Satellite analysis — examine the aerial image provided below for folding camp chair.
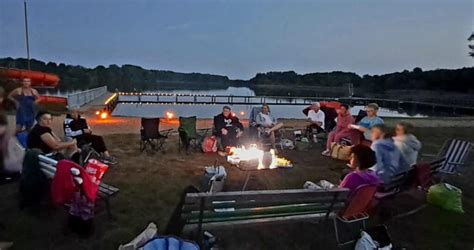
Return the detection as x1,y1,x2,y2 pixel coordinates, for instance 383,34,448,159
333,184,378,246
140,118,173,153
431,138,472,178
178,116,210,153
248,107,288,150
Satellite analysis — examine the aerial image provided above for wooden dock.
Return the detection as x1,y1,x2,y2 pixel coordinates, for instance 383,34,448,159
104,92,474,116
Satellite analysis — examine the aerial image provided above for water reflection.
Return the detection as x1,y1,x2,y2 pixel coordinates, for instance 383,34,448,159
113,87,426,119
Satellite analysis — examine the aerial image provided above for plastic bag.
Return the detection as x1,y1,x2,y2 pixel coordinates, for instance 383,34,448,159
427,183,464,213
355,231,378,250
355,230,392,250
84,159,109,186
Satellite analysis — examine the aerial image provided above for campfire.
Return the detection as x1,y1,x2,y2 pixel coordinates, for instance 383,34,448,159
226,144,292,170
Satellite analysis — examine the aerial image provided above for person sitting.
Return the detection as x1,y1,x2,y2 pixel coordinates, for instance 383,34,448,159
64,106,116,164
27,111,78,159
347,103,384,145
322,104,354,156
7,78,40,132
339,144,381,195
305,102,325,142
393,122,422,167
213,106,244,154
256,104,284,149
370,124,409,184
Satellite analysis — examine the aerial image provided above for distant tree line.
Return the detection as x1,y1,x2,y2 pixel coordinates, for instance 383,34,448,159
1,57,473,95
0,57,230,91
249,67,474,94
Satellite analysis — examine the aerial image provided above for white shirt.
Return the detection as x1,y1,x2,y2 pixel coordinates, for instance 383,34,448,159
307,109,325,128
258,112,275,127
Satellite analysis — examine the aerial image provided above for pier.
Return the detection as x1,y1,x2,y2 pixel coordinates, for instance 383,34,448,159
104,92,474,116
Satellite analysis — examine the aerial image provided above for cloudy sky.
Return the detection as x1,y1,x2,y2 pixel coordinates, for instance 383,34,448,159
1,0,473,79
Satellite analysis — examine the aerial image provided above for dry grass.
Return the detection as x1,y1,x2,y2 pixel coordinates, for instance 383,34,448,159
0,127,473,249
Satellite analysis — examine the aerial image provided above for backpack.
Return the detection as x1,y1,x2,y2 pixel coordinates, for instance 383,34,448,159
202,136,217,153
330,143,351,161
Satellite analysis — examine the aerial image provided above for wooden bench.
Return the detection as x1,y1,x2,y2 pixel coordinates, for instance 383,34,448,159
181,188,350,243
38,155,119,218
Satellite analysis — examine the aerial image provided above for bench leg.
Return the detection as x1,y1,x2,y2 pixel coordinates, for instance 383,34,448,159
104,198,112,219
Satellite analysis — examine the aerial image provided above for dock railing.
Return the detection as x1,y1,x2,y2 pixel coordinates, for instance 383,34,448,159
67,86,107,107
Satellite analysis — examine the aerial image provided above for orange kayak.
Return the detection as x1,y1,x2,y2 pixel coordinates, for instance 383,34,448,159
0,67,60,88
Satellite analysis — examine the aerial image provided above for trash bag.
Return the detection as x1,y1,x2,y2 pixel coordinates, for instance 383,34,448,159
427,183,464,213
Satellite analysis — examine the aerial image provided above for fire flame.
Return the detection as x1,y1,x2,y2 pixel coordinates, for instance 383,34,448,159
227,144,291,169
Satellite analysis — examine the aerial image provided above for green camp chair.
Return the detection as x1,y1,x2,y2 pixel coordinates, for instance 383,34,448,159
178,116,210,153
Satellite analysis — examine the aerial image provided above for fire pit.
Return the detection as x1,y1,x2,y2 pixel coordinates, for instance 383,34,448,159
226,144,292,170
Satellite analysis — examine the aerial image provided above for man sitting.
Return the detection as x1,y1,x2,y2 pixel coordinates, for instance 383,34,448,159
306,102,325,142
213,106,243,155
64,107,116,164
256,104,284,149
347,103,384,145
27,111,78,158
370,124,409,184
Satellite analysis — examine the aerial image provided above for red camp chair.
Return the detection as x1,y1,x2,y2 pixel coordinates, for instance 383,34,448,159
333,184,378,246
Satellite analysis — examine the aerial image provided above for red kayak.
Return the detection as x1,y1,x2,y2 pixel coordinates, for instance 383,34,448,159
0,67,60,88
37,96,67,106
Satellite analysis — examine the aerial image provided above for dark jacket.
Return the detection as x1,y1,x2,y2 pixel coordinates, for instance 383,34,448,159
213,113,243,137
19,149,49,208
64,114,90,141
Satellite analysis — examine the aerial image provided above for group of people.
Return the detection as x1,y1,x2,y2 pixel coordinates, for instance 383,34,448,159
0,78,116,180
319,102,422,194
212,104,284,155
212,100,422,195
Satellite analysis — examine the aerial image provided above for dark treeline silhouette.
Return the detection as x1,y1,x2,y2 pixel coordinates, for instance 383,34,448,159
0,57,230,91
1,57,473,95
249,68,474,94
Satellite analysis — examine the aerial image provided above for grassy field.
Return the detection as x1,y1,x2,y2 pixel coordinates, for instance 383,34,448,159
0,127,473,249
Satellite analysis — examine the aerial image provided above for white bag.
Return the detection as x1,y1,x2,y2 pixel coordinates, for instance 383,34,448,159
355,231,393,250
3,137,24,173
205,166,227,193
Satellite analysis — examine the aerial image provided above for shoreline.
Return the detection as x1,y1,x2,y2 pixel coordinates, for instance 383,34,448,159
7,114,473,136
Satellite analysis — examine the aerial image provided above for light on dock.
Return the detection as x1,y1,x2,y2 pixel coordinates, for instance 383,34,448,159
166,111,175,119
100,111,108,119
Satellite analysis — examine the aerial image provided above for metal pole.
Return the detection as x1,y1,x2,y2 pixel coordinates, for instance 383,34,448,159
24,0,31,70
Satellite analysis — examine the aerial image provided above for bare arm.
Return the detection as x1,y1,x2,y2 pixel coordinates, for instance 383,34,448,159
40,133,76,151
7,88,20,107
33,89,41,104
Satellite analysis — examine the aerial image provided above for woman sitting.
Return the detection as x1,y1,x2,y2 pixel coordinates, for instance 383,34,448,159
322,104,354,156
393,122,422,167
339,144,381,195
256,104,284,149
27,111,78,159
347,103,384,145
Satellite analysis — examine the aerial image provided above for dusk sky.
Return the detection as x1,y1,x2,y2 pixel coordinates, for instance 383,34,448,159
1,0,473,79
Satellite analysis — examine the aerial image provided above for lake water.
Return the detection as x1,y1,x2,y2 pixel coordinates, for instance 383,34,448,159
112,87,426,119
